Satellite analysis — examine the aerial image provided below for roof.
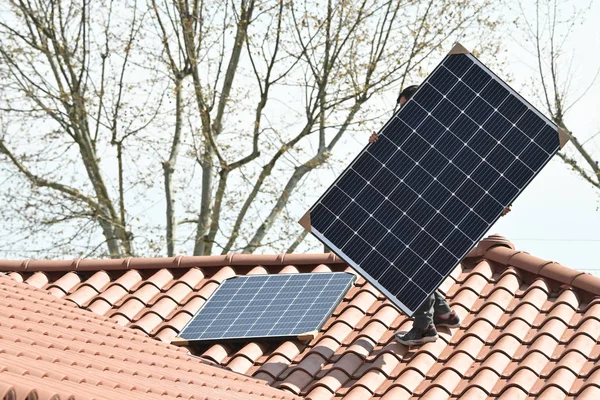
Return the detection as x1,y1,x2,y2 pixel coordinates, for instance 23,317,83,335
1,234,600,399
0,272,299,400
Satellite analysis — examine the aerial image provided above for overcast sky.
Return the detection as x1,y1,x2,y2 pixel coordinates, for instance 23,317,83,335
301,1,600,275
1,1,598,274
485,1,600,275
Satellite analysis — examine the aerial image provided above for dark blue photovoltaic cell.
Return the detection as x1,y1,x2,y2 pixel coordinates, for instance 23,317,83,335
498,94,527,120
178,273,355,342
535,125,560,153
469,130,496,156
414,83,443,110
434,99,462,126
444,53,473,77
480,79,509,107
306,51,561,316
462,66,491,93
401,101,429,128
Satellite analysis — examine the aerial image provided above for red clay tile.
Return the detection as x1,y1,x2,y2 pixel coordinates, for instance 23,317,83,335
232,342,267,365
280,265,301,274
228,354,258,375
82,270,111,291
110,297,146,324
354,320,389,345
200,344,231,364
196,281,220,300
114,269,144,290
552,286,580,309
562,333,597,358
346,291,378,314
156,310,192,333
3,235,600,400
461,368,500,397
393,367,427,394
536,385,569,399
24,271,48,288
578,386,600,400
180,295,206,315
308,368,351,395
0,275,299,400
161,282,194,305
305,385,335,400
328,352,365,378
379,385,412,400
536,364,580,394
322,321,354,345
130,311,163,334
129,283,162,305
46,271,80,298
255,354,294,382
340,385,373,400
154,326,178,343
467,355,508,382
279,368,314,394
268,341,304,362
350,368,389,396
448,272,488,299
496,385,529,400
65,284,100,306
420,386,453,400
98,282,131,305
7,271,23,283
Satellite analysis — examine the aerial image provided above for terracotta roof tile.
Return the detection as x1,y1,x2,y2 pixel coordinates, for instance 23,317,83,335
2,236,600,399
0,274,299,400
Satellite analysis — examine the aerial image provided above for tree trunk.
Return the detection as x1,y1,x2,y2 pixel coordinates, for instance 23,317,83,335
163,76,184,257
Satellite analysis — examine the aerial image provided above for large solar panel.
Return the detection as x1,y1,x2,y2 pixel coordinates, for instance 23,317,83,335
172,272,355,344
300,43,569,317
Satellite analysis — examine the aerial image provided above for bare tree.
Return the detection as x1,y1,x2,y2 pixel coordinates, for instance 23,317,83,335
0,0,502,259
0,0,164,257
519,0,599,190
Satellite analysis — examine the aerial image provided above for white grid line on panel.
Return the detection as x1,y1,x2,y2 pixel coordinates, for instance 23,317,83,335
310,53,558,311
316,63,503,260
311,227,418,316
466,53,558,131
287,274,334,334
219,276,275,338
179,273,353,341
265,275,312,335
438,65,552,157
319,200,447,281
186,276,248,338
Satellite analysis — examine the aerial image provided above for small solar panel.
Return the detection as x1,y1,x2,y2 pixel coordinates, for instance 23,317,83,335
173,272,355,343
300,43,569,317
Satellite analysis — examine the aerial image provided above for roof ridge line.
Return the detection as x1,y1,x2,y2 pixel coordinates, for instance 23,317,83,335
467,234,600,298
0,252,345,272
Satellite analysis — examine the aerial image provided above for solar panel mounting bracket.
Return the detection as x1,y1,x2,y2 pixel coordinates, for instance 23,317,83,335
558,126,571,148
299,210,312,232
448,42,469,55
171,337,189,346
297,329,318,342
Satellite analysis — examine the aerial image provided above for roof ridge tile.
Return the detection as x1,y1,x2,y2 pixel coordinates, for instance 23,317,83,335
0,253,346,273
